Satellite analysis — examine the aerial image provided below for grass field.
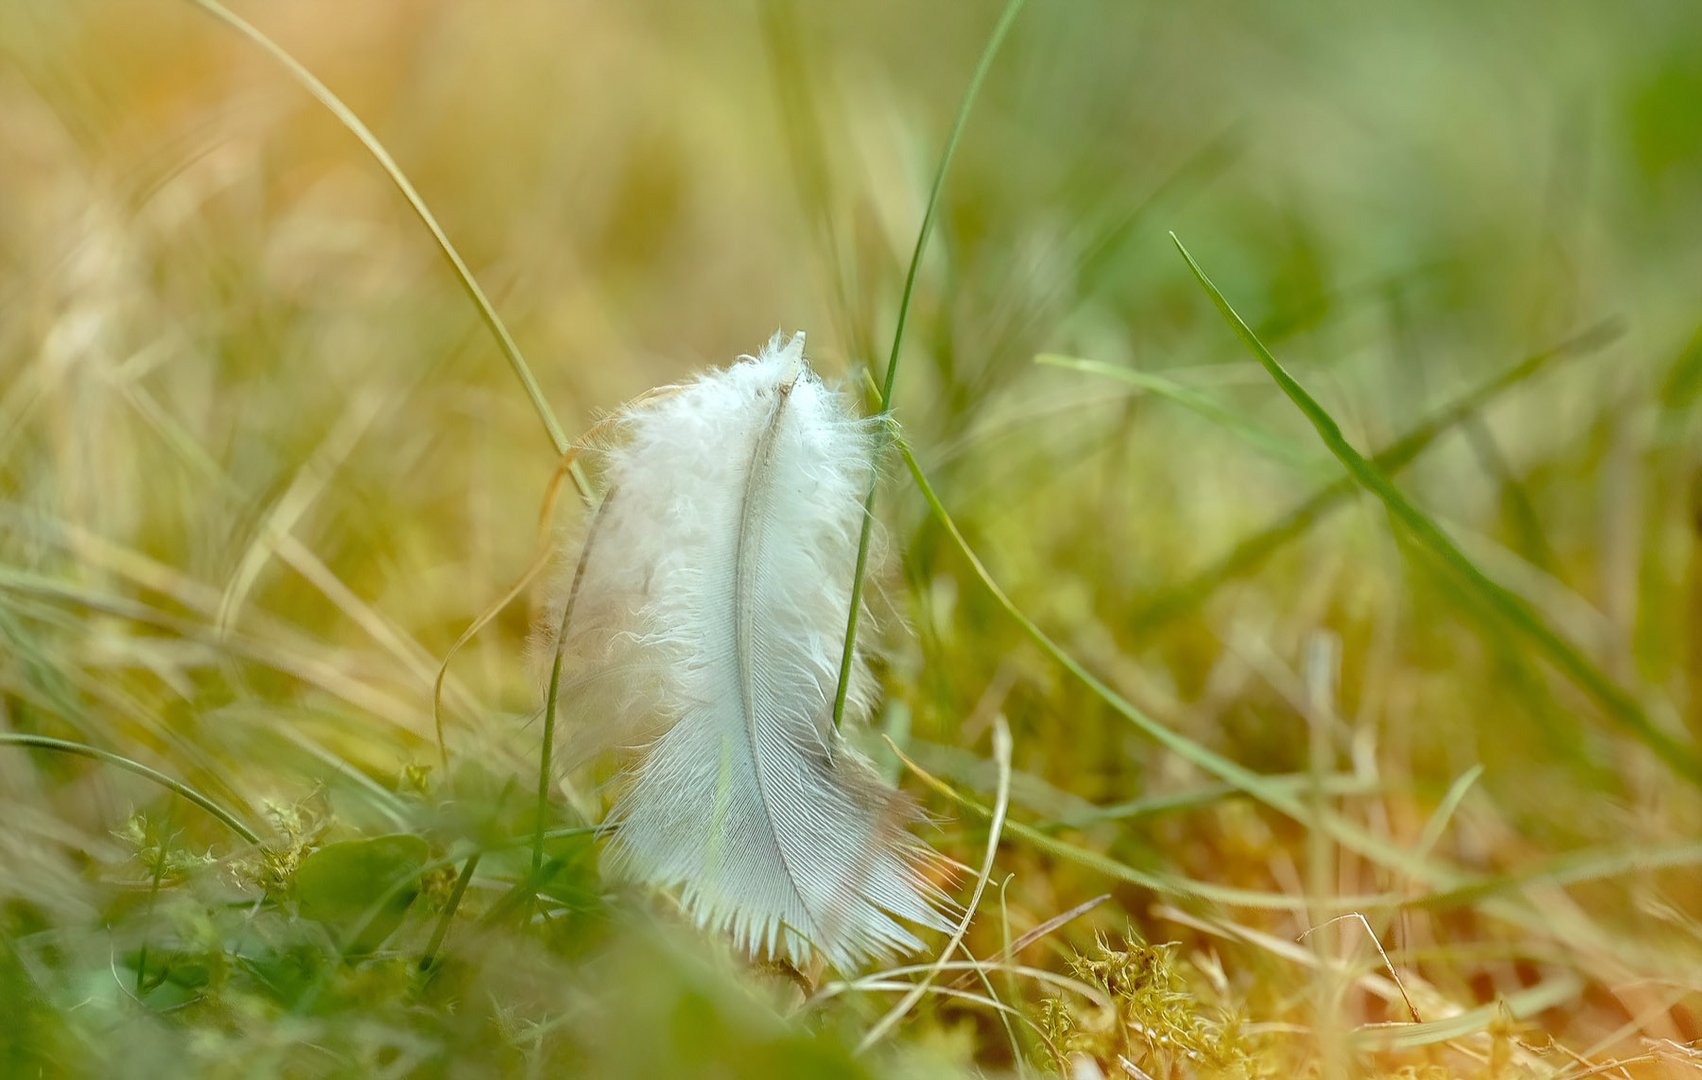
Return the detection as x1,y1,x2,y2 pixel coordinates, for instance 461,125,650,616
4,1,1702,1076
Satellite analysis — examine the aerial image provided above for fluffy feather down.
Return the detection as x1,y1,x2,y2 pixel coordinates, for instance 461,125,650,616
558,331,953,969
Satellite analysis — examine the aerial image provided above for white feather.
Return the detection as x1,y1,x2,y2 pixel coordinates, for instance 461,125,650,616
558,330,953,969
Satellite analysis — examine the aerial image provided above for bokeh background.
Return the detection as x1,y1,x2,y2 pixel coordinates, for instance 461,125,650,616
3,0,1702,1075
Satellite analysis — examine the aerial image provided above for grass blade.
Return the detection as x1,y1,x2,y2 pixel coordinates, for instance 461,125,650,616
1349,974,1584,1051
831,0,1028,728
1135,319,1622,628
1169,232,1702,785
188,0,582,485
859,717,1013,1051
0,733,262,846
534,490,612,875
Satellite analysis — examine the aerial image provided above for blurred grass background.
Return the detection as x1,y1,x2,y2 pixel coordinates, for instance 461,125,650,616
3,0,1702,1075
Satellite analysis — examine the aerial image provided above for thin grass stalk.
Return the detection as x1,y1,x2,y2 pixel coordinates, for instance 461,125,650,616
0,733,261,845
534,492,613,876
858,716,1013,1050
830,0,1028,728
188,0,588,497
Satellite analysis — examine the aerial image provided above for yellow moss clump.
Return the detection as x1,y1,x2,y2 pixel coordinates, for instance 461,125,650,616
1043,936,1262,1078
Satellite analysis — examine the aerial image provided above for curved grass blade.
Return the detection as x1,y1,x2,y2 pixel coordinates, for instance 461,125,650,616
1169,232,1702,786
433,444,586,772
188,0,583,489
831,0,1028,728
0,733,262,845
946,893,1110,991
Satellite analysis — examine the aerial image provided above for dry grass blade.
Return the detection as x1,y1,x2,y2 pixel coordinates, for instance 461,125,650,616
1348,975,1584,1052
821,960,1111,1010
946,894,1111,991
859,716,1014,1051
186,0,583,484
432,388,676,771
1297,913,1421,1023
533,487,613,876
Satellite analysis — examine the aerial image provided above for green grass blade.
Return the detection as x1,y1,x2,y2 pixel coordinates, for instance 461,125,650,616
0,733,262,846
537,624,570,877
533,491,611,874
420,853,481,973
831,0,1027,728
1170,232,1702,785
1135,319,1621,629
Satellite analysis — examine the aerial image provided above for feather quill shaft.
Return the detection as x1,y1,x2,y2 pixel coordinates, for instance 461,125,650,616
559,331,952,969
